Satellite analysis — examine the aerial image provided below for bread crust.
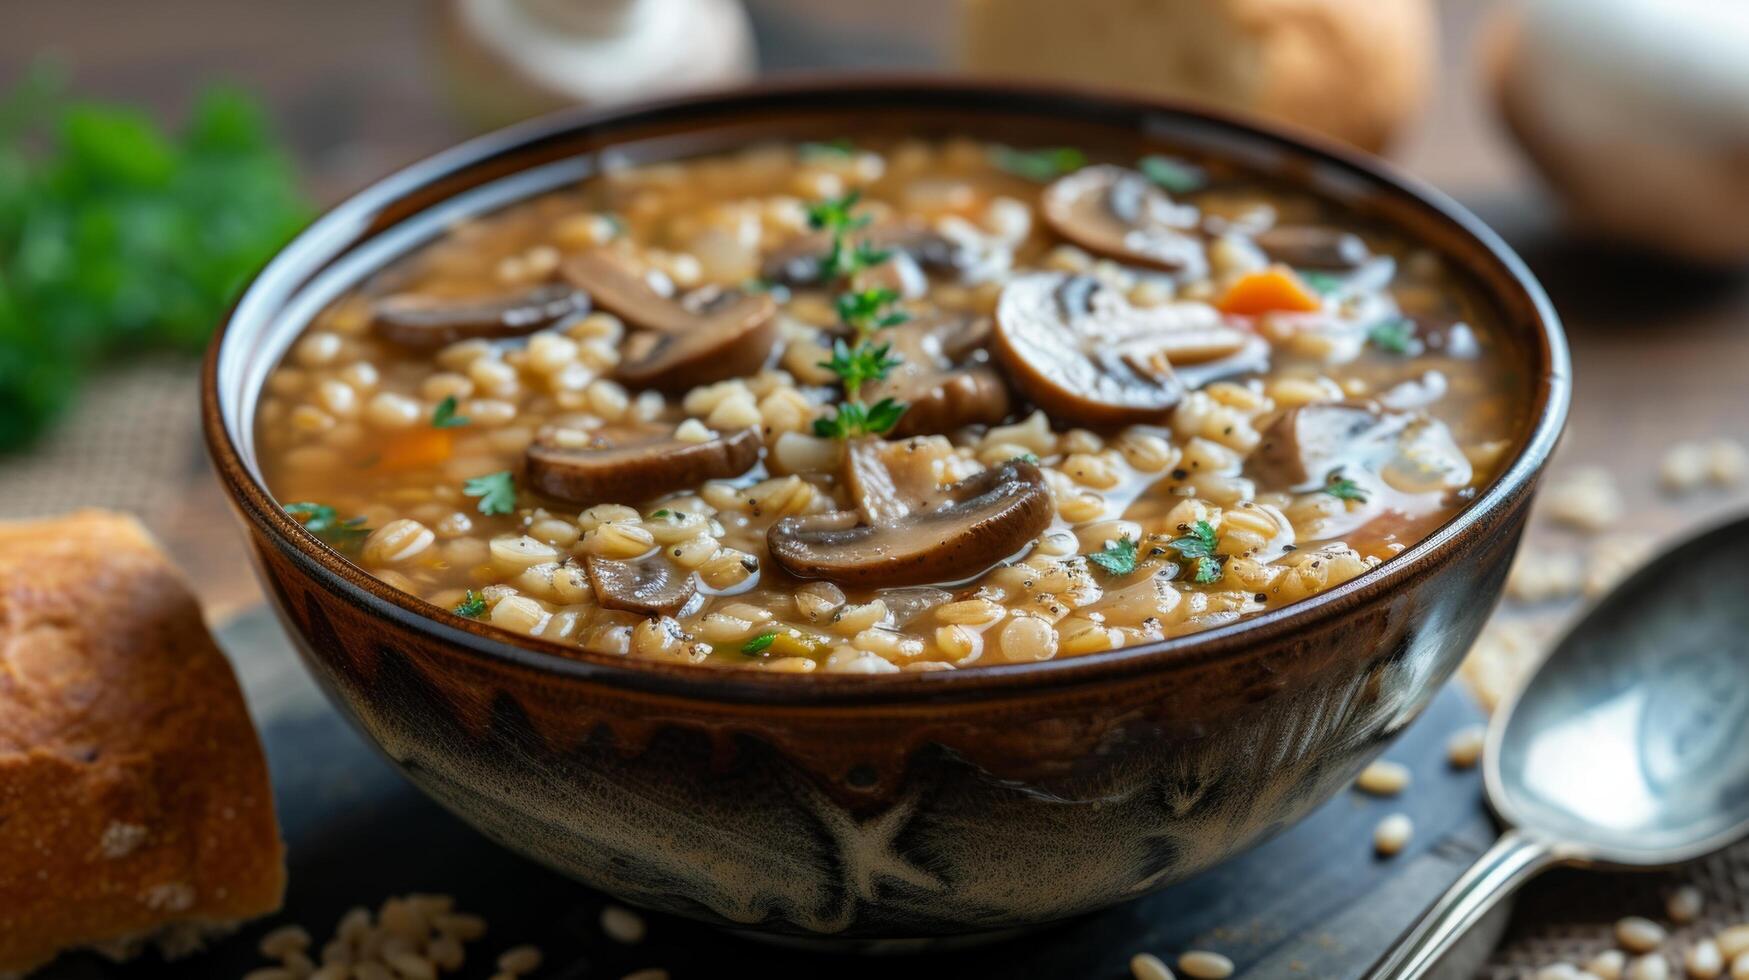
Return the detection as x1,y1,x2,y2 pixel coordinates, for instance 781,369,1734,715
961,0,1436,153
0,511,284,975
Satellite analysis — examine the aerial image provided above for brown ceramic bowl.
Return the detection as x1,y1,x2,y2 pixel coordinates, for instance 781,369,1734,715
203,78,1569,946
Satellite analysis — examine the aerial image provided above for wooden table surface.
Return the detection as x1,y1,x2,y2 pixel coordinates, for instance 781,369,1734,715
5,0,1748,973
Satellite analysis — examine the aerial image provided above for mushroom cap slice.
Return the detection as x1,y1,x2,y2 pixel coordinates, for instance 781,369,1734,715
767,459,1052,588
1252,226,1372,270
561,249,778,391
585,555,698,616
1251,400,1414,491
524,424,761,506
1041,165,1207,275
862,312,1012,436
992,272,1268,426
371,284,590,348
760,220,978,287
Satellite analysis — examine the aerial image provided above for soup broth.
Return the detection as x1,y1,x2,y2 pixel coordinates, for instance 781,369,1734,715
256,138,1525,673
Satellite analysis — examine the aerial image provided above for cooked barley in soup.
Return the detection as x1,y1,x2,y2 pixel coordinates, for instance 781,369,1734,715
257,138,1525,672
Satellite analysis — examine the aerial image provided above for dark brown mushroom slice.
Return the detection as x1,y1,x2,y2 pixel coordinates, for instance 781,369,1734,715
1041,165,1207,275
759,220,977,287
524,424,761,506
1252,226,1372,271
371,284,590,348
861,312,1012,437
585,555,697,616
992,272,1267,426
560,249,778,391
768,459,1052,588
1250,400,1412,491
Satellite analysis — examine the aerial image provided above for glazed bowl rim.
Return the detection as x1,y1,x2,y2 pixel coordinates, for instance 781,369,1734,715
202,74,1570,706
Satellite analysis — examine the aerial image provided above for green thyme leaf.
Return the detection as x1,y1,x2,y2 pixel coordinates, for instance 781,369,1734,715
741,631,780,655
992,145,1086,182
819,338,902,396
862,398,907,435
463,470,517,516
431,395,469,428
1368,317,1418,355
805,190,869,235
1322,471,1369,502
1138,154,1206,194
1012,452,1040,465
811,397,908,440
1088,535,1139,576
454,590,487,618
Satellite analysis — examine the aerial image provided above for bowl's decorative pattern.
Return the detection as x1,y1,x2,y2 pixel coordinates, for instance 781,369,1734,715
207,79,1568,940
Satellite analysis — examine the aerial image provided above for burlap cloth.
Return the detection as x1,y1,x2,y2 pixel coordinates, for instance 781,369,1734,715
1,359,1743,977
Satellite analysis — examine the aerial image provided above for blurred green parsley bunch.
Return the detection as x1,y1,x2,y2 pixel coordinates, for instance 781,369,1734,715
0,64,311,450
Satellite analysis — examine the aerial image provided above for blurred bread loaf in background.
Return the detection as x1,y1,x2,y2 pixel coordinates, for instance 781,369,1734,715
960,0,1437,153
0,511,284,975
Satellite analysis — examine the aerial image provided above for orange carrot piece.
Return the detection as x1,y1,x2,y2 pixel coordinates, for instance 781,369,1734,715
374,427,455,472
1215,265,1323,316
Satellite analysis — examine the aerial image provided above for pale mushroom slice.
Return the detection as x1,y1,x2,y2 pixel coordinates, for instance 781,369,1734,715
1041,165,1207,275
523,423,761,506
861,312,1012,437
561,249,777,391
371,284,590,348
767,458,1052,588
585,554,698,616
992,272,1268,426
1251,400,1471,494
1252,226,1372,270
760,220,980,287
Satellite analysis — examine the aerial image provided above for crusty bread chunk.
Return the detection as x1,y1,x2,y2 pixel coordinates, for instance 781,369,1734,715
0,511,284,975
961,0,1435,153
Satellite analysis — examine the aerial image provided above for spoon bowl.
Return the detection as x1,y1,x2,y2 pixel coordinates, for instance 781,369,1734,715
1370,512,1749,978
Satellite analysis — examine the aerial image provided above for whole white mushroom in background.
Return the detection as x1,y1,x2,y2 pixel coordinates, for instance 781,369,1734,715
1491,0,1749,263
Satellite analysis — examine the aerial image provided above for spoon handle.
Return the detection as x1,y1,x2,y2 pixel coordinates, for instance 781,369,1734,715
1362,829,1557,980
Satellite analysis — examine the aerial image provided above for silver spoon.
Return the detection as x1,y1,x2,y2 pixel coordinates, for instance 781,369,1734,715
1366,514,1749,979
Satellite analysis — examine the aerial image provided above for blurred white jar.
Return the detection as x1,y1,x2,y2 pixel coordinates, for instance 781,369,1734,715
1492,0,1749,263
440,0,757,127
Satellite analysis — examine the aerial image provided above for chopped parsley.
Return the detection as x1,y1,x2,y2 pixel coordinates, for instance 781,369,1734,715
454,590,487,618
1299,270,1344,296
431,395,469,428
1170,519,1226,584
1011,452,1041,465
1138,154,1206,194
1322,471,1369,503
650,509,672,519
1368,317,1418,355
741,631,780,655
283,502,370,552
991,145,1086,182
799,138,855,159
1088,536,1139,576
812,398,907,439
463,470,517,516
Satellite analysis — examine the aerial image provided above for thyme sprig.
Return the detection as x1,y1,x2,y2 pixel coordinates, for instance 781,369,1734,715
806,193,911,440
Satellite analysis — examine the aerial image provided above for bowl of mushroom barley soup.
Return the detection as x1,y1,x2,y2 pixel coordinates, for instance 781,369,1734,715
204,78,1568,943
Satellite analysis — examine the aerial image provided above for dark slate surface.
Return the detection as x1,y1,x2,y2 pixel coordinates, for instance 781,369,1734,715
39,609,1500,980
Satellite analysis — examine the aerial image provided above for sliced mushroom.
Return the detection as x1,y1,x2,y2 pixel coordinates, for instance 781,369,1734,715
524,423,761,505
768,459,1052,588
760,220,979,287
371,284,590,348
861,312,1012,436
1041,165,1207,275
992,272,1268,425
561,249,777,391
1251,400,1472,495
1252,226,1371,270
585,555,697,616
